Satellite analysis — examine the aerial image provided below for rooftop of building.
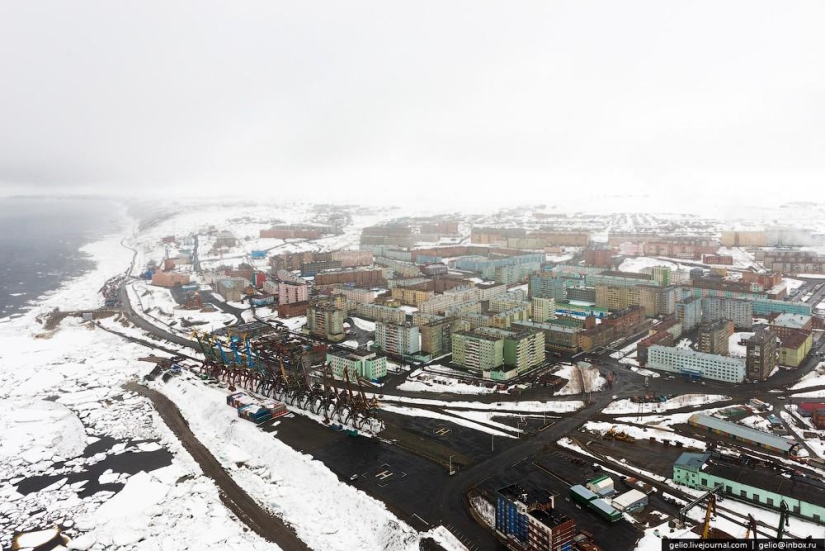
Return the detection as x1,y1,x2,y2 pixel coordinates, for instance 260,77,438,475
702,453,825,505
688,414,796,452
771,313,812,329
476,281,506,290
454,329,504,342
698,319,733,333
594,271,652,280
778,328,811,350
497,483,553,506
328,347,375,361
648,345,745,364
677,295,701,304
512,320,579,334
607,305,644,319
674,452,711,471
746,328,777,345
528,508,573,529
656,317,682,332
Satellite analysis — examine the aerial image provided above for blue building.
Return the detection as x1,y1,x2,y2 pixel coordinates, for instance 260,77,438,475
495,484,554,543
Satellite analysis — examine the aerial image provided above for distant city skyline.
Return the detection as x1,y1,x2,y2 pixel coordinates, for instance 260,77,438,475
1,2,825,209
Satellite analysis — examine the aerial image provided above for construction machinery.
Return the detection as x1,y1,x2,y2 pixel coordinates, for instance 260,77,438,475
777,500,789,540
743,514,758,539
701,494,717,540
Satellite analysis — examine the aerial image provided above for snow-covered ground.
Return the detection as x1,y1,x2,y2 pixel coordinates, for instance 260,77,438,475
376,394,584,413
790,363,825,390
161,377,425,550
618,257,678,273
584,421,706,450
783,277,806,295
728,332,753,358
396,376,496,395
602,394,731,415
350,317,376,332
0,281,276,549
0,201,466,551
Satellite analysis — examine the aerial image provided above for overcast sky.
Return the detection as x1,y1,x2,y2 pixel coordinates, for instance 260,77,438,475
1,1,824,210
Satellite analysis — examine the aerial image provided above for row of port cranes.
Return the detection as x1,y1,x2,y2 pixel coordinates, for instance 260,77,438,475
190,328,382,432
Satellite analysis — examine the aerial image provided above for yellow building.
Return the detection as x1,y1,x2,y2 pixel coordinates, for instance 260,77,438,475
390,287,435,306
721,230,767,247
595,285,640,311
778,330,813,367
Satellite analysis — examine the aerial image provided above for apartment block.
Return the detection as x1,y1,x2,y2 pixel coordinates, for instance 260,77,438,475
375,322,420,356
307,300,346,341
390,286,435,306
676,296,702,331
532,297,556,322
638,285,677,317
452,330,504,372
697,320,734,355
770,313,813,341
420,317,461,356
586,270,654,288
529,272,584,301
745,328,778,381
512,319,581,351
721,230,767,247
331,250,374,268
700,297,753,330
278,281,308,305
595,284,640,311
333,287,374,304
584,247,614,268
314,267,385,286
354,303,406,324
476,282,509,301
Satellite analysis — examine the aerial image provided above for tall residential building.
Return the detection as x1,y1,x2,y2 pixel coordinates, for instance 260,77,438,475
420,317,460,356
700,297,753,330
354,302,407,324
375,322,420,356
746,328,778,381
452,330,504,372
697,320,734,355
529,272,582,301
278,281,308,305
307,300,346,341
595,284,640,311
532,297,556,322
638,285,677,318
651,266,672,286
676,296,702,331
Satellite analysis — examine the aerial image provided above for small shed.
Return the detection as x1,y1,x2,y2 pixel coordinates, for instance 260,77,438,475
611,489,648,513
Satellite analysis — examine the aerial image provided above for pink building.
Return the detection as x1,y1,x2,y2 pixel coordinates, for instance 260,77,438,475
619,242,645,256
278,281,308,304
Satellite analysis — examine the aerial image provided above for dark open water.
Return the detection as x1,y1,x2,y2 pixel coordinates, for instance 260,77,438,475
0,197,123,319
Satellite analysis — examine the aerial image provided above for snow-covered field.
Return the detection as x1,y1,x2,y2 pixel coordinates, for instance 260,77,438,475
584,421,706,449
0,243,277,549
161,378,427,550
602,394,731,415
618,257,678,273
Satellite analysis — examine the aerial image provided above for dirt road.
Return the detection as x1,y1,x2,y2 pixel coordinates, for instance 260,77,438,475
126,382,310,551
